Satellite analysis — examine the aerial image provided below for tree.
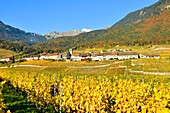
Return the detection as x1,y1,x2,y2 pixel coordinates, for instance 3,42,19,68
12,55,15,63
66,52,71,60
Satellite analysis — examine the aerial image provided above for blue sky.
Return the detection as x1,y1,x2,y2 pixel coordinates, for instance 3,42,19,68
0,0,158,34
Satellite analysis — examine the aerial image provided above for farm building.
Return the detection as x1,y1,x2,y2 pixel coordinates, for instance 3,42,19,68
117,52,139,60
141,54,160,59
0,57,11,62
104,52,118,60
71,54,81,61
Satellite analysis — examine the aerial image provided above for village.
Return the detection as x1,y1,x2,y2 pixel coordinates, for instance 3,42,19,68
0,48,161,63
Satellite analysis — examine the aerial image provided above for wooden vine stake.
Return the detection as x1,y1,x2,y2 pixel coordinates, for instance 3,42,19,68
54,74,57,96
59,82,62,113
142,79,145,84
27,92,30,102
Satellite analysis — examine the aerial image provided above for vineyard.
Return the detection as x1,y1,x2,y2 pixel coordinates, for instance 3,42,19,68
20,60,110,67
130,59,170,72
0,59,170,112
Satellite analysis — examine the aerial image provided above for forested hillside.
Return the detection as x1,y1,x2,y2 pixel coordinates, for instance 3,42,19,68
110,0,170,29
0,39,37,55
35,10,170,52
34,29,108,52
0,21,46,45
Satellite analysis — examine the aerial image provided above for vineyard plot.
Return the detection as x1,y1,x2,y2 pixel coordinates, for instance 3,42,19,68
0,67,170,112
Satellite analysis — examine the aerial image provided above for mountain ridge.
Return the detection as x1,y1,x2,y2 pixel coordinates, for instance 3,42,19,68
35,10,170,52
0,21,46,45
44,28,92,40
110,0,170,29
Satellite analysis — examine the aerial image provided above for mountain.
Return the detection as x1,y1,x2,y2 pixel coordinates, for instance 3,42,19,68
35,0,170,52
44,28,92,40
110,0,170,29
35,29,107,52
44,30,82,40
0,21,46,45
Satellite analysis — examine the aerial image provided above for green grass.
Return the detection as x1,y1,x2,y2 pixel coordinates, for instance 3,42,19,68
2,82,39,113
2,82,56,113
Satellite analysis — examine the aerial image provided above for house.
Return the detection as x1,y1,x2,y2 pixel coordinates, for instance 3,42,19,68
39,54,46,60
33,57,39,60
91,53,104,61
79,53,91,61
0,57,10,62
141,54,160,59
71,54,81,61
40,53,62,60
62,53,68,60
104,52,118,60
117,52,139,60
0,55,13,62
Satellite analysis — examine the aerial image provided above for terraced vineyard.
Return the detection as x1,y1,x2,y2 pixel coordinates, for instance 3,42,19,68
131,59,170,72
20,60,110,67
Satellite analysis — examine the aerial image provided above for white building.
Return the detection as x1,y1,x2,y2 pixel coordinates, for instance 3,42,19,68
22,57,34,61
71,54,81,61
104,52,118,60
39,53,62,60
117,52,139,60
140,54,160,59
91,53,104,61
0,57,10,62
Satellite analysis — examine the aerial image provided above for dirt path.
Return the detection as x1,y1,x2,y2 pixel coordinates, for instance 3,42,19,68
5,61,124,69
2,61,169,75
68,64,111,68
126,69,170,75
13,64,48,68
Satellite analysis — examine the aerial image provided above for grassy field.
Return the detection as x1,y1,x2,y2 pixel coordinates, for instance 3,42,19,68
20,59,114,67
0,49,15,58
130,59,170,72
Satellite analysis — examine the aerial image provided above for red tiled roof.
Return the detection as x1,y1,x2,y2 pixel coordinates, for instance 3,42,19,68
105,52,117,55
5,55,13,58
96,53,104,56
118,52,139,56
145,54,160,57
79,53,90,57
47,53,60,56
72,54,79,56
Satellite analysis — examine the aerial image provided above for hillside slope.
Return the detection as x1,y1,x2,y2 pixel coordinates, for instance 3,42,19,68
99,11,170,46
0,39,36,55
110,0,170,29
35,29,108,52
0,21,46,45
0,49,15,58
35,10,170,52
